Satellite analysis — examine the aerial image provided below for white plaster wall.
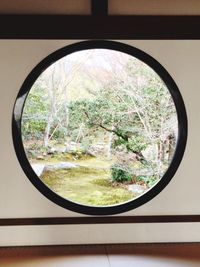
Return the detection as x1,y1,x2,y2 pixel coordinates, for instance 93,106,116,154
0,40,199,245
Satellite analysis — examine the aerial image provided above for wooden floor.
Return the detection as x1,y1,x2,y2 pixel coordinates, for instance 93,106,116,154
0,244,200,266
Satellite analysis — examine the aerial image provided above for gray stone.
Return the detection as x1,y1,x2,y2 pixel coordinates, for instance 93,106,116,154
43,161,78,172
128,184,147,195
31,163,45,176
31,161,78,177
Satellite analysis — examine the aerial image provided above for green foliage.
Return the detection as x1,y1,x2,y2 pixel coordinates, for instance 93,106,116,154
25,143,48,158
22,83,49,140
111,163,133,183
136,175,158,187
52,127,67,140
22,49,177,179
113,137,127,148
127,136,148,152
22,120,46,140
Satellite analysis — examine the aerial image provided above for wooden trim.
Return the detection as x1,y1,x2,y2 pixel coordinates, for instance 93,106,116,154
1,215,200,226
0,15,200,39
91,0,108,16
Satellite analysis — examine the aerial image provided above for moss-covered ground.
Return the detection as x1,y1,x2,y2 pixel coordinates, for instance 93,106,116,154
39,156,135,206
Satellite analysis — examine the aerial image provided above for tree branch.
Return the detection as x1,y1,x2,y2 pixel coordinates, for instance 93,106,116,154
84,110,146,162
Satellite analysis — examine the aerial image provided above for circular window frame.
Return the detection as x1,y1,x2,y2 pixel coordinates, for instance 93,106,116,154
12,40,187,216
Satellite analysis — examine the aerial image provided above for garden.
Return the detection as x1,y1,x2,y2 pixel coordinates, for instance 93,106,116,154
21,48,178,206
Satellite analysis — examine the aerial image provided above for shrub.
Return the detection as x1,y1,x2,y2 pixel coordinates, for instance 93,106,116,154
111,163,133,183
137,175,158,187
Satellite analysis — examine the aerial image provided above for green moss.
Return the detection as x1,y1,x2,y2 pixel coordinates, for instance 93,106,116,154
91,178,111,187
40,164,134,206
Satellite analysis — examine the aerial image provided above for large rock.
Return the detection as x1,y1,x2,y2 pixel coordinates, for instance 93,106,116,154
43,161,78,172
31,163,45,176
128,184,147,195
31,161,78,177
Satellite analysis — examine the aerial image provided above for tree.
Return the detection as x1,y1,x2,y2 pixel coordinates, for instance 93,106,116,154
22,48,178,179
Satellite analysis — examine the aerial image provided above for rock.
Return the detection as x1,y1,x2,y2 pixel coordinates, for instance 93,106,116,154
43,161,78,172
31,163,45,176
128,184,147,195
47,147,56,155
36,155,44,160
31,161,78,177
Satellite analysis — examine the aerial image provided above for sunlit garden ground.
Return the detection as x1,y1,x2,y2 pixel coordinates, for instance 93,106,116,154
39,155,135,206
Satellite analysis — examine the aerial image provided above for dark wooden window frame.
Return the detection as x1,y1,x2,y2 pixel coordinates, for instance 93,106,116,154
0,1,200,225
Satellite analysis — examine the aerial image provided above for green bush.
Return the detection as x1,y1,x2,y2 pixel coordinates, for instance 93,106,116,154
111,163,132,183
137,175,158,187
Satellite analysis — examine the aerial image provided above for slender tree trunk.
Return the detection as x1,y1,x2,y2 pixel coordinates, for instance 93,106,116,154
43,66,56,147
106,131,113,159
44,113,53,147
157,141,165,162
75,123,84,143
168,133,176,162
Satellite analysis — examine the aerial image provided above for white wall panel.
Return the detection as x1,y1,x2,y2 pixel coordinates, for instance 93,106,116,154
0,40,199,245
1,223,200,247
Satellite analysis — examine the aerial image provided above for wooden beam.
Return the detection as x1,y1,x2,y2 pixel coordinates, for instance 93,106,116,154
1,215,200,226
91,0,108,16
0,15,200,39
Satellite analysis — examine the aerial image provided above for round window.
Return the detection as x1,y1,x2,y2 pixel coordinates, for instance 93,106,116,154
12,40,187,215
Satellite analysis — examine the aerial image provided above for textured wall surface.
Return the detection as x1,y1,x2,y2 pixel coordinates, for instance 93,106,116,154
0,40,199,245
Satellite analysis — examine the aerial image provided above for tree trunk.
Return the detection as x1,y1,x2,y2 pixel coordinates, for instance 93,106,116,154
157,141,165,162
168,133,176,162
43,113,53,147
106,131,113,159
